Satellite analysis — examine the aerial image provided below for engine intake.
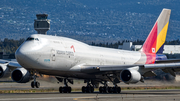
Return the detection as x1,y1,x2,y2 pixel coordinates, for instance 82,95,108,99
11,68,32,83
120,69,141,84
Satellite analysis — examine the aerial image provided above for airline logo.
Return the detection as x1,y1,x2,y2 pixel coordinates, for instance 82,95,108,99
152,48,155,53
141,9,170,54
71,45,75,52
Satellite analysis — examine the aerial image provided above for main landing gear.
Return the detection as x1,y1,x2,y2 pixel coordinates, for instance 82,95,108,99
59,78,72,93
82,80,94,93
99,81,121,93
31,74,40,88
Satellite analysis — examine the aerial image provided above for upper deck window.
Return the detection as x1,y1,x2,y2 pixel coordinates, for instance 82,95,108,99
26,37,39,41
35,38,39,41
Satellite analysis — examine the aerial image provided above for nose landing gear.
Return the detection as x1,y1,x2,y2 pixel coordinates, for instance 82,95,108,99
31,74,40,88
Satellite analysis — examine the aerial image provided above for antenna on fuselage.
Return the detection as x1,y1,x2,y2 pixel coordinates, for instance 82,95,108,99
34,14,50,35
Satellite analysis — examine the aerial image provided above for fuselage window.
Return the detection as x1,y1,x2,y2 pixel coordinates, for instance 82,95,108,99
26,37,34,41
35,38,39,41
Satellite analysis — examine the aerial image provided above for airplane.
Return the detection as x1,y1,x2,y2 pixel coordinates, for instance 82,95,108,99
0,8,179,93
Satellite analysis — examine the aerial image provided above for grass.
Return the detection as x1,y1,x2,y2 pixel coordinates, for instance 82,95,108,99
1,86,180,94
121,86,180,90
0,88,58,94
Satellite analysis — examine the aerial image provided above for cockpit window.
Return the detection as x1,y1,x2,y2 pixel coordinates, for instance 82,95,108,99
35,38,39,41
26,37,39,41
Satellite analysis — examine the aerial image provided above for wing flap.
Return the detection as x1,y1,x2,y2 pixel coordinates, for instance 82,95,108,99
143,71,157,77
162,68,176,77
155,59,180,63
144,63,180,69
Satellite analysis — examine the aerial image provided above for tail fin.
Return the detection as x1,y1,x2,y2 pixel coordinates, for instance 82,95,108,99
140,9,171,54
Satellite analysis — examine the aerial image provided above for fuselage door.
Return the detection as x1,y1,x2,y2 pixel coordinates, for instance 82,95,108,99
51,49,56,61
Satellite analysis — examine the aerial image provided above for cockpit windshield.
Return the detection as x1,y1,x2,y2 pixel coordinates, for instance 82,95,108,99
26,37,39,41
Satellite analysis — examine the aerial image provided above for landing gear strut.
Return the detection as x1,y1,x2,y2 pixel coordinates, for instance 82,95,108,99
59,78,72,93
31,74,40,88
99,81,108,93
82,80,94,93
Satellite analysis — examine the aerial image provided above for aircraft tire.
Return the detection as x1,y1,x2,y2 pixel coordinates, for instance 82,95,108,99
108,87,112,93
59,87,63,93
86,86,91,93
103,86,108,93
67,87,71,93
113,87,117,93
35,81,40,88
90,86,94,93
63,87,68,93
99,86,103,93
82,86,85,93
117,87,121,93
31,81,34,88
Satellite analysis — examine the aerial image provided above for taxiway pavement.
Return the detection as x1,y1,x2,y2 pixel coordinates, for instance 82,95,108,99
0,90,180,101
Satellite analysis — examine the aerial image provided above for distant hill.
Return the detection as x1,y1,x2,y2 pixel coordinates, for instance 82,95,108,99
1,0,180,43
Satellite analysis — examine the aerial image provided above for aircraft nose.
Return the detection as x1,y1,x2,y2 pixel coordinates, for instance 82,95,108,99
15,47,25,63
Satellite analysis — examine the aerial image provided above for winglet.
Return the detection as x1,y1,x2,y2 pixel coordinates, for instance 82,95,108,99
140,9,171,54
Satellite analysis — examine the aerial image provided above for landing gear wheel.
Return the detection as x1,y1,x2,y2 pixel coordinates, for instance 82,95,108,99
82,86,94,93
117,87,121,93
82,86,85,93
108,87,112,93
67,87,72,93
31,81,40,88
59,87,63,93
63,87,68,93
99,87,103,93
35,82,40,88
111,86,121,93
91,86,94,93
99,86,108,93
31,81,35,88
112,87,117,93
59,86,72,93
103,86,108,93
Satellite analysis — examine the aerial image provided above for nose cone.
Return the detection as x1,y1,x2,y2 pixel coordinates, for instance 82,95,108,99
15,42,32,67
15,47,25,65
15,41,41,69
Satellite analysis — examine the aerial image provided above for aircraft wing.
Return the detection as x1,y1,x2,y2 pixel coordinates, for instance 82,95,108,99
72,61,180,77
0,59,22,69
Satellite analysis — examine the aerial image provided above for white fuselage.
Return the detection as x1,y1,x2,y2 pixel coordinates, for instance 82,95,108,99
15,34,147,78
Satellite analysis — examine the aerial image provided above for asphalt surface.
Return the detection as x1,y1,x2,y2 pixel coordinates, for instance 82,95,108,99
0,90,180,101
1,78,180,101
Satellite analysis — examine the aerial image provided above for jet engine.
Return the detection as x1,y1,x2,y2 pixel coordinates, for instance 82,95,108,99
0,64,11,78
11,68,32,83
120,69,141,84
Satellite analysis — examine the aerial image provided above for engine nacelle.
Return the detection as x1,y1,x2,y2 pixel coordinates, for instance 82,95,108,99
120,69,141,84
0,64,11,78
11,68,32,83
